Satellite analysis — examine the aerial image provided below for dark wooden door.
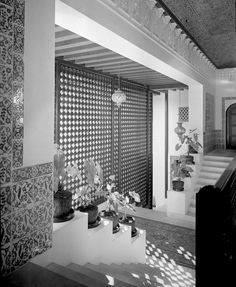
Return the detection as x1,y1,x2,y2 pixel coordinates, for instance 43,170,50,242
226,103,236,149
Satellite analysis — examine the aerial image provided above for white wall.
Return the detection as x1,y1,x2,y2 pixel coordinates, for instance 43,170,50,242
24,0,55,166
153,93,166,207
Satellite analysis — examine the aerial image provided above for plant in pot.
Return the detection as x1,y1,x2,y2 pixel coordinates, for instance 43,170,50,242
75,158,104,229
116,191,141,237
171,155,194,191
99,175,121,233
175,128,202,164
53,144,82,222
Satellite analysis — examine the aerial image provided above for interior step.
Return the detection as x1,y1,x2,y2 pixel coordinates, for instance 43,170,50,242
67,263,135,287
86,262,145,287
203,155,234,162
46,263,105,287
197,178,217,186
2,262,84,287
200,166,226,174
198,171,222,180
202,160,230,168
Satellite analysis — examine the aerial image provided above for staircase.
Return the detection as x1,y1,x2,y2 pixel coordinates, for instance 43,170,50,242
46,257,196,287
187,155,234,216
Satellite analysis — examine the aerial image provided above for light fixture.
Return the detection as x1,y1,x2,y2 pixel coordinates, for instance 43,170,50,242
174,89,186,136
112,66,126,108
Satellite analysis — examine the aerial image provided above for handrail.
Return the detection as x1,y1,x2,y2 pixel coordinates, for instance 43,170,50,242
215,158,236,191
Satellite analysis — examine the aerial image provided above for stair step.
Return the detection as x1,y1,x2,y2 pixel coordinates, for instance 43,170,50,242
202,160,230,168
200,166,226,174
68,263,135,287
86,263,144,287
198,172,221,180
203,155,234,162
46,263,105,287
197,178,217,185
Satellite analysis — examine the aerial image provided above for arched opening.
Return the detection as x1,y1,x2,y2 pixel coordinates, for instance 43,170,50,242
226,103,236,149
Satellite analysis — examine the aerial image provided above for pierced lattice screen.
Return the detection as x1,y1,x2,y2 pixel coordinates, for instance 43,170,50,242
55,60,152,208
178,106,189,122
55,61,113,208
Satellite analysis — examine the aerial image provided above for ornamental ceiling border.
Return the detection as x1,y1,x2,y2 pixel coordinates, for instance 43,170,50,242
100,0,216,79
217,68,236,81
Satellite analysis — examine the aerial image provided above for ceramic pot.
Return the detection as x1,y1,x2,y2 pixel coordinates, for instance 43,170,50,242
99,210,119,233
119,215,137,237
78,204,98,225
184,155,195,164
172,179,184,191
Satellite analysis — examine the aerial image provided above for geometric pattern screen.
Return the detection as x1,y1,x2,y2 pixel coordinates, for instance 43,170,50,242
178,106,189,122
55,60,152,208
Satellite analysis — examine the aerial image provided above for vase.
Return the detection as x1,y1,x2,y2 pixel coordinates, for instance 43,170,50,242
174,122,186,136
184,155,195,164
119,215,137,237
99,210,120,233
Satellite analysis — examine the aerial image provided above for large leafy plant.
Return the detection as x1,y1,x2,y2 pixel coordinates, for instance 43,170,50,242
74,158,104,207
171,155,194,181
54,144,81,193
102,174,140,217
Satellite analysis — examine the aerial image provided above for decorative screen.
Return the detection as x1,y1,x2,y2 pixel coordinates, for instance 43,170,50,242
55,61,113,208
55,60,152,208
178,106,189,122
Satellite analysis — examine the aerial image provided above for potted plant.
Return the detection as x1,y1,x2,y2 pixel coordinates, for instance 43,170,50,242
53,144,82,222
175,128,202,164
171,155,194,191
117,191,141,237
99,175,121,233
75,158,104,228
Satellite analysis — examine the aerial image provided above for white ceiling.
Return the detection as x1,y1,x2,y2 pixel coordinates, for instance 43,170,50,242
55,25,187,90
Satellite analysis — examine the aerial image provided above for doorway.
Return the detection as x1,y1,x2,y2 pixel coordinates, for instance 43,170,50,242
226,103,236,149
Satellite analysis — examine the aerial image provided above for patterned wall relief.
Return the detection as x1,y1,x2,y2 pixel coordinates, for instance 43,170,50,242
1,162,53,275
0,0,53,276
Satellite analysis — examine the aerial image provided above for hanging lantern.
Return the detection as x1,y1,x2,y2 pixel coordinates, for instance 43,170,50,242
174,122,186,136
112,88,126,108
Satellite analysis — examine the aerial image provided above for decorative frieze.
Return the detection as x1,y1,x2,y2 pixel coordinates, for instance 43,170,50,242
103,0,216,78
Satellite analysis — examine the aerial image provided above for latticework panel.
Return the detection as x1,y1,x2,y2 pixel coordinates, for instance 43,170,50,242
118,81,151,207
178,106,189,122
55,61,113,208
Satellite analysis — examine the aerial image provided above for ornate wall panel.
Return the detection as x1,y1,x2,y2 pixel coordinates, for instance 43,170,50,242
55,60,153,208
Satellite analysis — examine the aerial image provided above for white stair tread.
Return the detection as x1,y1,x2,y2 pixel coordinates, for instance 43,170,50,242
203,155,234,162
46,263,105,287
68,263,135,287
200,166,225,173
86,263,144,287
198,172,221,180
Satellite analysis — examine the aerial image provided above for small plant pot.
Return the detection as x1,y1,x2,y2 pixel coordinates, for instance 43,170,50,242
172,180,184,191
118,215,137,237
78,204,100,228
99,210,120,233
184,155,195,165
53,190,74,222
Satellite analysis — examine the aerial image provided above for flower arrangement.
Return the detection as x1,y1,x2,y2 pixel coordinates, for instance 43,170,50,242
175,128,202,155
54,144,82,193
103,174,141,217
171,155,194,181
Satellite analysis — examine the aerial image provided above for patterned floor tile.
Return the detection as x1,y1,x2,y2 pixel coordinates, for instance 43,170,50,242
0,65,13,96
0,185,11,217
13,0,25,27
12,139,23,168
0,155,11,184
13,53,24,83
0,96,12,125
0,3,13,37
0,34,13,66
0,125,12,155
13,24,24,54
